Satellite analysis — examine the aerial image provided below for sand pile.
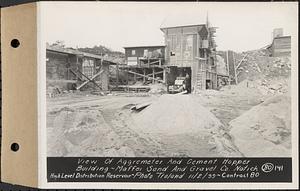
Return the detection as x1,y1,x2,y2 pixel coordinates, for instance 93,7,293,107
47,107,134,157
221,77,290,98
134,94,223,134
229,94,291,157
133,94,242,156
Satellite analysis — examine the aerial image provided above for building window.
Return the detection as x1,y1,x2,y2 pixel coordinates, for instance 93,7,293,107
143,49,148,57
132,50,136,55
82,58,94,79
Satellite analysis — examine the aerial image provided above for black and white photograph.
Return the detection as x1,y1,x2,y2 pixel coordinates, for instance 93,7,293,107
0,1,297,189
45,2,295,159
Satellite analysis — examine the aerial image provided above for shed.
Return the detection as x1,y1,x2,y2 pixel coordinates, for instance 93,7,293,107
46,44,115,92
268,36,291,57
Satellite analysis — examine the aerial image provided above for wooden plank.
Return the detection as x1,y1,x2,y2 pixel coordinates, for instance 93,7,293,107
152,68,155,83
133,70,163,79
116,63,119,87
235,54,248,70
76,69,104,90
77,70,102,90
233,52,238,84
146,70,163,77
127,70,164,83
69,68,84,81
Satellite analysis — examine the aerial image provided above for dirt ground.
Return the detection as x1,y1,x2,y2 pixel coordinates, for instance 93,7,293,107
47,49,291,157
46,89,263,157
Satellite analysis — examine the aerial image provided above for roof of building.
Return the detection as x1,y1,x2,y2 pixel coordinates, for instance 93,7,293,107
273,35,291,40
46,44,124,64
160,23,207,30
123,45,166,49
46,45,103,59
265,35,292,50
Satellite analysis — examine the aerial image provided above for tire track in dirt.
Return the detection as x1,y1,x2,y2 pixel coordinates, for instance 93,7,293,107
100,108,167,157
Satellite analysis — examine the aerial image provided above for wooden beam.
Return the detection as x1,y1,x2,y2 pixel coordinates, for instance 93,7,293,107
234,53,248,84
69,68,84,81
152,68,155,83
133,69,137,82
116,63,119,87
126,70,164,83
146,70,163,77
233,52,238,84
235,54,248,71
148,60,159,65
163,68,166,83
76,70,104,90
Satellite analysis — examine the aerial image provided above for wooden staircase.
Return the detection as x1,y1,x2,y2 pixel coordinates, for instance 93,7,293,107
195,70,205,93
193,59,206,93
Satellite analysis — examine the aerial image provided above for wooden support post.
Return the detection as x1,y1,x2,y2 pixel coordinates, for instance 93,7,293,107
163,68,166,84
134,69,137,82
69,68,84,81
143,69,146,83
76,55,80,80
67,68,70,80
152,68,155,84
126,68,129,84
116,63,119,88
233,52,238,84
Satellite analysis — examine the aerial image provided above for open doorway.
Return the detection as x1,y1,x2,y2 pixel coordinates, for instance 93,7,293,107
167,67,192,94
206,79,212,89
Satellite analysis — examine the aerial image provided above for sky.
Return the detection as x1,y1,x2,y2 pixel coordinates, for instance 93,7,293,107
41,2,298,53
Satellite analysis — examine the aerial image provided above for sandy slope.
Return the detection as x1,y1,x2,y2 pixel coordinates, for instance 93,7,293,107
229,94,291,157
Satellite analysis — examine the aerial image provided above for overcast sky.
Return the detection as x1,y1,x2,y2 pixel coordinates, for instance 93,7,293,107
41,2,298,53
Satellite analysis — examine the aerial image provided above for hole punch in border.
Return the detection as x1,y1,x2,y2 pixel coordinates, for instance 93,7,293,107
11,142,20,152
10,39,20,48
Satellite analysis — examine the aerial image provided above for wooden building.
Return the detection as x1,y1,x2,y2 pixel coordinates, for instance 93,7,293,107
121,21,225,93
46,44,115,92
121,46,166,84
124,45,165,66
268,36,291,57
160,24,218,92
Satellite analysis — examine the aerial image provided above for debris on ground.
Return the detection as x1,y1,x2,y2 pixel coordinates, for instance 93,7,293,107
148,83,167,94
235,49,291,83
